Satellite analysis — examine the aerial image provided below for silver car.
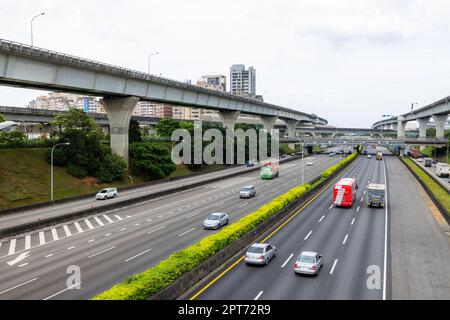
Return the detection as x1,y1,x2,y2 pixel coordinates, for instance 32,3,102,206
294,251,323,276
239,185,256,198
95,187,117,200
244,243,277,265
203,213,229,230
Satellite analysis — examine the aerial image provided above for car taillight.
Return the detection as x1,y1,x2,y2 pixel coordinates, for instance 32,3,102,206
294,263,299,268
259,255,265,260
310,265,317,270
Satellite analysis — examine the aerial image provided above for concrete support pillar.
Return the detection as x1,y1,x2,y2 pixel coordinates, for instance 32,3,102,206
285,120,298,137
397,117,407,138
417,118,429,139
260,116,278,133
102,96,139,167
432,114,449,139
219,111,241,130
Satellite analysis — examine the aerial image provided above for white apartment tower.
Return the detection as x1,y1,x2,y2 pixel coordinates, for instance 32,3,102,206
230,64,256,96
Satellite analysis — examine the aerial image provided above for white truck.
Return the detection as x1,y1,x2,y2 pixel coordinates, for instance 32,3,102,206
367,184,386,208
436,163,450,178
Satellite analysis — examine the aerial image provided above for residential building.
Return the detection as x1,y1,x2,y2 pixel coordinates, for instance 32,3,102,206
230,64,256,96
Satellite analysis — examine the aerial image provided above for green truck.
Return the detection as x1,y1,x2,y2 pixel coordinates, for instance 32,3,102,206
260,161,279,179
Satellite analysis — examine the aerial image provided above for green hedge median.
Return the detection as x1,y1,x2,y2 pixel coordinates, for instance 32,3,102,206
94,152,358,300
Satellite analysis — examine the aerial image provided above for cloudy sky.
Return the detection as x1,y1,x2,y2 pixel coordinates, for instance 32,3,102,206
0,0,449,127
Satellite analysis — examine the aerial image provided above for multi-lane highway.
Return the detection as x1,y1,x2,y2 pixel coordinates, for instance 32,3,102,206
0,154,341,300
191,148,388,300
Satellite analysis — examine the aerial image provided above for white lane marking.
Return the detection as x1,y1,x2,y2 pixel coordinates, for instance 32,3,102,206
39,231,45,246
187,205,191,208
45,254,54,258
84,219,94,230
177,208,182,211
178,227,197,237
357,206,360,212
146,219,153,222
67,246,76,250
194,203,198,205
383,157,389,300
88,246,116,259
254,291,263,300
0,278,38,296
119,228,127,232
74,222,83,233
329,204,334,210
114,215,123,221
88,239,95,243
147,226,167,235
158,215,163,218
351,218,355,225
24,235,31,250
63,225,72,237
94,216,104,226
7,251,30,266
360,197,364,202
188,212,200,218
105,233,112,237
363,190,366,195
319,215,325,223
343,234,349,245
304,231,313,241
18,263,28,268
103,214,114,223
8,239,16,255
135,223,140,226
281,254,294,268
239,203,248,208
51,228,59,241
330,259,338,274
124,248,153,262
126,215,131,218
43,282,82,300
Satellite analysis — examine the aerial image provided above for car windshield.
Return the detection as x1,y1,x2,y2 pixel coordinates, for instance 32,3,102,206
248,246,265,253
298,255,315,263
261,167,271,173
241,188,251,192
100,190,107,193
207,215,220,220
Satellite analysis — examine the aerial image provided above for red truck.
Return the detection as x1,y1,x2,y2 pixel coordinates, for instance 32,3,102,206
333,178,358,207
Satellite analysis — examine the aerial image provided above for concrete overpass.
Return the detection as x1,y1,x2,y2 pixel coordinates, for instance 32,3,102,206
280,136,448,146
373,96,450,140
276,125,397,137
0,38,326,164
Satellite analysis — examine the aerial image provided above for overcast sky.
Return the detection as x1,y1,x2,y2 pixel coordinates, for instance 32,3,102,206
1,0,450,127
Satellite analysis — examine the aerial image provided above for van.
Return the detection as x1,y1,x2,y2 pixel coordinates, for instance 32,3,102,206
96,188,118,200
333,178,358,207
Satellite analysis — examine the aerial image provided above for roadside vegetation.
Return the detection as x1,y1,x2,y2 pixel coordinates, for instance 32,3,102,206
93,152,358,300
402,158,450,216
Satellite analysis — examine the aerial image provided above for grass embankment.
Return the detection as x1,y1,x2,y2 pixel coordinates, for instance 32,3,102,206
402,158,450,216
0,148,226,210
279,143,300,154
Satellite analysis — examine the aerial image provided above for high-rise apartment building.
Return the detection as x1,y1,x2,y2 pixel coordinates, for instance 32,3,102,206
230,64,256,96
197,74,227,92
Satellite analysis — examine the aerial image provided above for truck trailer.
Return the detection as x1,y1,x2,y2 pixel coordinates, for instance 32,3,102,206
367,183,386,208
260,160,279,179
333,178,358,207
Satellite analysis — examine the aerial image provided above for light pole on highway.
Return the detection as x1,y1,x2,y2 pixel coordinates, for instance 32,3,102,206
148,51,159,75
51,142,70,204
31,12,45,46
301,136,315,185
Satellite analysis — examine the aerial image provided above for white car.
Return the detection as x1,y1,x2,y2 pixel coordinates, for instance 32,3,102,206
367,155,372,159
306,162,314,166
244,243,277,265
417,158,424,162
96,188,117,200
294,251,323,276
203,213,229,230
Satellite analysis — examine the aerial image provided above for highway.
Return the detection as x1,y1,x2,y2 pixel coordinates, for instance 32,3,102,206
0,154,341,300
192,148,389,300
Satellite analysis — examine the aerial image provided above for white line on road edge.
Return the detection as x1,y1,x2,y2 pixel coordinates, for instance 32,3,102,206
51,228,59,241
304,231,312,241
88,246,116,259
39,232,46,245
0,278,38,296
18,263,28,268
43,282,81,300
351,218,355,225
125,248,153,262
84,219,94,230
281,254,294,268
74,222,83,233
342,234,349,245
319,215,325,223
239,203,248,208
8,239,16,255
382,157,389,300
147,226,166,235
178,227,197,237
188,212,200,218
254,291,263,300
330,259,338,274
45,254,54,258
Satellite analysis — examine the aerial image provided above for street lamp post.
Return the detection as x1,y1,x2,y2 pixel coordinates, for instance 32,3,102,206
51,142,70,204
148,52,159,75
31,12,45,46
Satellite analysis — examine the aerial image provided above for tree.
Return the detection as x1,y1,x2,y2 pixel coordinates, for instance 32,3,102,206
156,118,181,137
129,119,142,143
426,128,436,138
130,142,176,180
0,113,5,122
0,129,26,145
